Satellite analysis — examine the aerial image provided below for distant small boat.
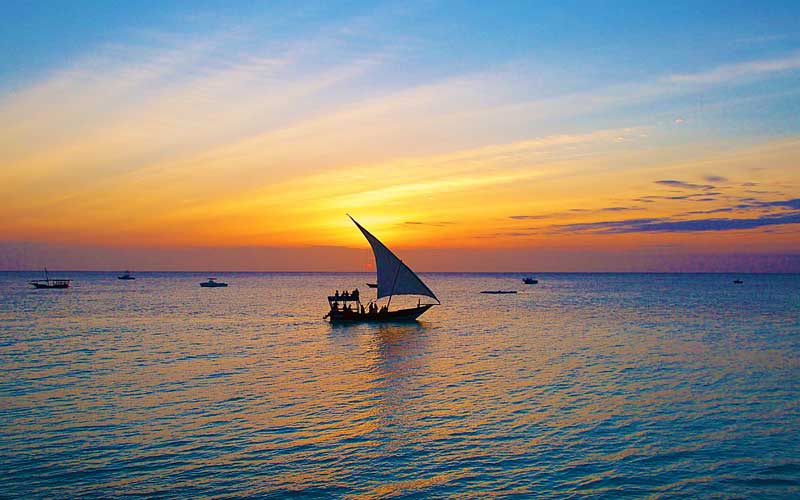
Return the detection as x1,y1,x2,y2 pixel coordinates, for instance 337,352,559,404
30,268,71,289
733,279,743,284
522,277,538,284
366,283,378,288
200,278,228,287
481,290,517,294
117,270,135,280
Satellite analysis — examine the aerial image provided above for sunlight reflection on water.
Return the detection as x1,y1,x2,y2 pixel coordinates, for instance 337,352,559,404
1,272,799,498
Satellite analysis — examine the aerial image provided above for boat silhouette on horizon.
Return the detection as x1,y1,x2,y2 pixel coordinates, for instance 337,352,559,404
30,268,71,289
118,270,135,280
200,278,228,287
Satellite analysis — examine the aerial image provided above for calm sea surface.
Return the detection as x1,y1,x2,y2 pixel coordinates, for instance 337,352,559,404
1,272,799,498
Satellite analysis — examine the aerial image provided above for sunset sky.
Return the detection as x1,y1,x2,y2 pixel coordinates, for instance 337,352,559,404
1,1,799,271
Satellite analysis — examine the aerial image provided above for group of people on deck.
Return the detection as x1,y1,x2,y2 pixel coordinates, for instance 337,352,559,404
329,287,388,316
366,302,388,315
333,288,359,301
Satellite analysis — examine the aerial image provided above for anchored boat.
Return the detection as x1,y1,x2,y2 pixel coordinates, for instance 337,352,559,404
324,215,439,323
29,268,71,289
200,278,228,287
118,270,135,280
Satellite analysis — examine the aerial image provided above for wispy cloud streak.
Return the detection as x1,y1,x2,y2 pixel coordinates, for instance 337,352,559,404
669,52,800,84
654,180,716,190
553,212,800,234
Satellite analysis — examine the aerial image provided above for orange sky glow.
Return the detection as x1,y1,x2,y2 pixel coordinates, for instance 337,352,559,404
1,4,798,271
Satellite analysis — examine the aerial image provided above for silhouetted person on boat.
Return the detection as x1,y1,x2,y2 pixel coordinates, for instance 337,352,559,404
360,304,365,315
352,288,359,301
334,290,339,299
379,305,388,314
343,290,349,299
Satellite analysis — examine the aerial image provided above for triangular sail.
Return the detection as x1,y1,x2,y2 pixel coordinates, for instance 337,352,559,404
349,215,439,303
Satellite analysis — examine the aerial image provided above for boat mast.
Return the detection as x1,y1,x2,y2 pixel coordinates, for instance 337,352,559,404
385,261,402,310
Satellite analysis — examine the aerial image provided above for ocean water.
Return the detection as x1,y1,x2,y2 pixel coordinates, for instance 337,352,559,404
1,271,799,498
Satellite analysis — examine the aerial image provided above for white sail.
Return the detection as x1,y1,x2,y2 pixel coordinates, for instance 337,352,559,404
349,215,439,303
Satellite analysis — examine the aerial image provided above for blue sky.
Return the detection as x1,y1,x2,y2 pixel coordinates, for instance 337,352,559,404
4,1,799,85
4,0,798,142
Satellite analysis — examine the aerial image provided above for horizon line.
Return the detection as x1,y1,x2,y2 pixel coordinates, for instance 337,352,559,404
3,269,797,275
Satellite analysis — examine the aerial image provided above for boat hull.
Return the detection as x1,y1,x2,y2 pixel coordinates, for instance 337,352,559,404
31,282,70,289
328,304,434,323
200,283,228,287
